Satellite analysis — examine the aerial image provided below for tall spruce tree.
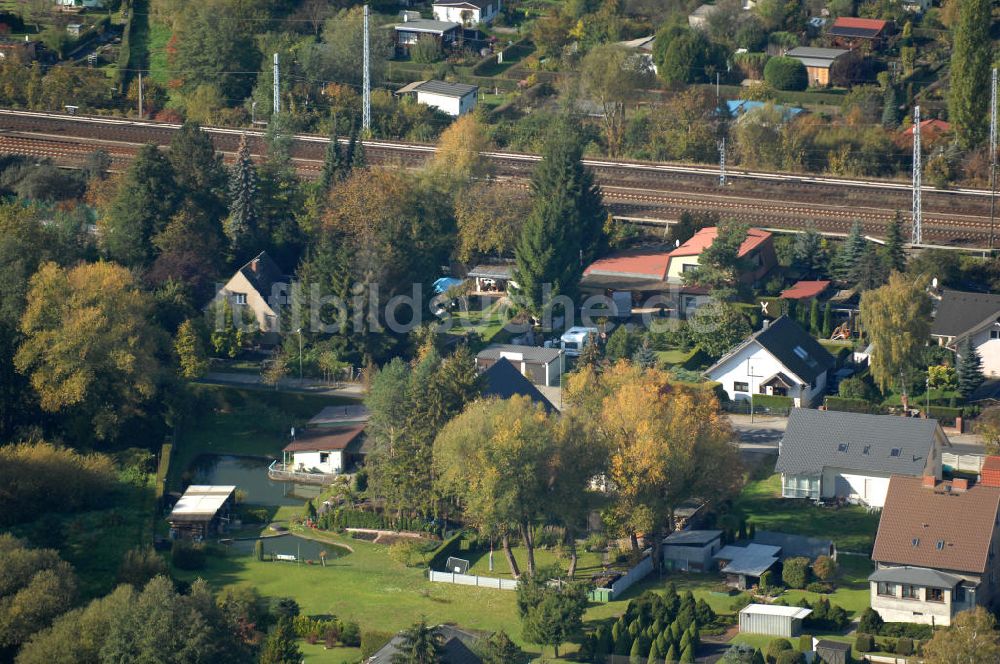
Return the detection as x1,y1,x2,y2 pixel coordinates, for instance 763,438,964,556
320,123,343,189
514,123,606,317
100,143,179,268
957,337,985,399
834,221,867,283
168,122,227,220
884,211,907,273
949,0,992,149
881,85,898,129
225,133,259,263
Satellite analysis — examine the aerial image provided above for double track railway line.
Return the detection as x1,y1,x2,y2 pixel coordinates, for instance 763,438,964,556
0,108,995,247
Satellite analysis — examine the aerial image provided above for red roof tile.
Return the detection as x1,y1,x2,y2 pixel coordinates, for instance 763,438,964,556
872,476,1000,575
780,280,831,300
283,425,366,452
902,119,951,137
583,246,673,279
832,16,888,30
669,227,772,258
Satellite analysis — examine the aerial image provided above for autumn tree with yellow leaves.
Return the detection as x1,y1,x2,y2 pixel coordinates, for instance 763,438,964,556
565,362,743,569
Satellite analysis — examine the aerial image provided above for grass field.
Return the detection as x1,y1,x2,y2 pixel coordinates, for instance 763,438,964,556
464,543,606,579
733,474,880,553
146,20,172,86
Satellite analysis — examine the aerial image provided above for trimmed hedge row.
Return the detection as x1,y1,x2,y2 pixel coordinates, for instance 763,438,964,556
426,530,470,571
824,396,885,414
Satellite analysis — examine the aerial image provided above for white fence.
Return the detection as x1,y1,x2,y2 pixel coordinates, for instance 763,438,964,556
942,452,984,474
428,570,519,590
608,554,653,598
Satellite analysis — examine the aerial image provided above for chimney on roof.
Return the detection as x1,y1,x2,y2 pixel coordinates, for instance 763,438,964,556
762,319,770,330
922,475,936,488
250,258,259,273
952,478,969,492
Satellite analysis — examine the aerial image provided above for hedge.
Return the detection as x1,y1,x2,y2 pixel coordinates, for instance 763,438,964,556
426,530,470,571
154,441,172,502
752,394,794,411
924,405,963,424
824,396,885,414
764,56,808,91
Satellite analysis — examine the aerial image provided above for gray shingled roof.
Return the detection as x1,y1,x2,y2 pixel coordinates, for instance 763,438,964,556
716,544,781,577
394,18,461,33
930,289,1000,338
477,344,562,365
663,530,723,546
481,358,554,412
368,625,483,664
416,79,478,97
868,566,965,590
706,316,835,384
775,409,944,476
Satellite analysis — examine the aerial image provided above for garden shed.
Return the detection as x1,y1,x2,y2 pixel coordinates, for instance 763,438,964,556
167,485,236,540
739,604,812,638
815,639,851,664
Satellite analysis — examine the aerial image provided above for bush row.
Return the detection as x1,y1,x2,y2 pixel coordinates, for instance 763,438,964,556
317,508,443,535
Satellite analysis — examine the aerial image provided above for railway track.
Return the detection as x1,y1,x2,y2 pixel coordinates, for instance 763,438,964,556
0,108,995,247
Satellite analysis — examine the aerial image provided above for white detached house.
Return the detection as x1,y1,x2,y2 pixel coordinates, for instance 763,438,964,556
930,289,1000,378
704,316,836,407
432,0,501,25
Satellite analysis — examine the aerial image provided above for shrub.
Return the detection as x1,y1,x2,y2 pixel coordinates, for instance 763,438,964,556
811,555,838,582
341,620,361,647
763,56,807,91
858,607,884,635
775,652,805,664
855,633,875,653
805,582,832,593
880,622,933,640
584,533,608,552
781,557,811,589
895,636,914,656
360,630,395,658
766,638,793,663
410,35,440,64
824,396,885,414
797,634,812,652
759,570,776,591
117,547,169,587
170,540,206,570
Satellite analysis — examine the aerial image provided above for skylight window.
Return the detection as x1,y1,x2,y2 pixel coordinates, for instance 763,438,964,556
863,445,871,455
936,540,945,550
793,346,809,360
890,448,902,457
837,443,849,453
912,538,920,547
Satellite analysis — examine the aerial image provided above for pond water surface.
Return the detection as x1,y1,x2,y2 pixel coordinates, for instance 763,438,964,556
190,454,321,506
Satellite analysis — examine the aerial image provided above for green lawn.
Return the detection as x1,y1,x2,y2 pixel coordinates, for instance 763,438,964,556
464,544,605,579
168,384,351,490
656,348,696,366
733,474,880,553
147,20,172,86
782,554,874,617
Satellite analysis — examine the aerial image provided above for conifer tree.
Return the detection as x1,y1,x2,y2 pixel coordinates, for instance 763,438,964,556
834,221,867,283
174,319,209,379
680,643,695,663
809,299,820,336
949,0,992,148
630,634,645,662
225,133,259,262
514,123,606,318
665,643,678,664
259,618,301,664
957,337,985,399
345,120,359,170
168,121,227,219
884,211,907,273
822,301,833,338
320,122,343,189
881,85,898,128
648,639,662,664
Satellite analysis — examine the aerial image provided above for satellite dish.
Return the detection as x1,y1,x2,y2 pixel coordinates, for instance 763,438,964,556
932,277,938,289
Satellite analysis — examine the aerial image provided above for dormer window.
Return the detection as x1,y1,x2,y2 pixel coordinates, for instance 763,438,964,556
837,443,849,453
890,448,902,457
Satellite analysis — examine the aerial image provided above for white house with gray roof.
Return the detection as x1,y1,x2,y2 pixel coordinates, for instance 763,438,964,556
775,410,950,508
931,289,1000,378
396,79,478,116
704,316,836,407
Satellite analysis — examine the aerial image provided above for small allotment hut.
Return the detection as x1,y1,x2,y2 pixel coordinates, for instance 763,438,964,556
739,604,812,638
167,485,236,540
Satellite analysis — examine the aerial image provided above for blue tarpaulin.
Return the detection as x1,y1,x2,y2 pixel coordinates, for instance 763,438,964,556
433,277,463,294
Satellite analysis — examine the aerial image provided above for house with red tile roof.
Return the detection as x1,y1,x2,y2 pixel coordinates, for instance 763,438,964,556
580,227,776,316
828,16,891,48
869,472,1000,625
780,280,830,301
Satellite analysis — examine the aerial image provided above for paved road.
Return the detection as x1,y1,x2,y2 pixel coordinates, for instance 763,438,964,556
200,372,366,399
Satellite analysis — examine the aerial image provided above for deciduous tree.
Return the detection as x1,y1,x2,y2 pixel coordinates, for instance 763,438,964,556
922,607,1000,664
580,44,651,156
174,319,209,379
15,262,168,442
859,272,933,399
